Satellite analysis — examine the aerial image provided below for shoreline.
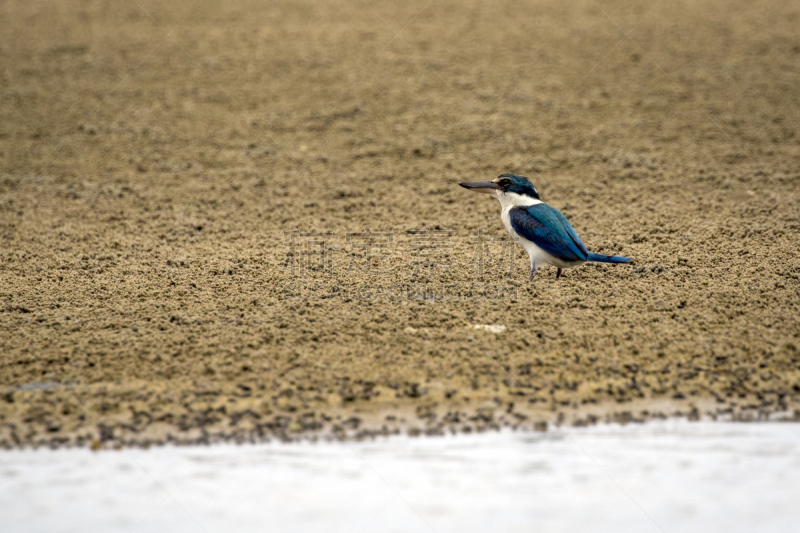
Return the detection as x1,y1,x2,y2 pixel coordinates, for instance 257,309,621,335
3,395,798,450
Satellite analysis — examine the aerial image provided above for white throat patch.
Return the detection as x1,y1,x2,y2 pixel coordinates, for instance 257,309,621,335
496,191,542,208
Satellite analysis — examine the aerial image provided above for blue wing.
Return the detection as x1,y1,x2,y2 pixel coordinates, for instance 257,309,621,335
509,204,589,262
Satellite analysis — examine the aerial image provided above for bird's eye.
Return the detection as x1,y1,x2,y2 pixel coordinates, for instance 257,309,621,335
499,179,511,187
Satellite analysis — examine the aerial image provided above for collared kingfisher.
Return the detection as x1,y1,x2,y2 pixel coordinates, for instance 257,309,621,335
459,174,631,280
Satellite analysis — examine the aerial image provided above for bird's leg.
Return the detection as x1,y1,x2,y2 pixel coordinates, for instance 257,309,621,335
529,264,538,281
556,268,563,280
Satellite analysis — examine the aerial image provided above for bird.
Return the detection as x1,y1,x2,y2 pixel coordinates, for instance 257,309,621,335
459,174,631,281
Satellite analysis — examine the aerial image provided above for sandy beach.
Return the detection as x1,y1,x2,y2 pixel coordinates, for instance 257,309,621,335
1,0,799,448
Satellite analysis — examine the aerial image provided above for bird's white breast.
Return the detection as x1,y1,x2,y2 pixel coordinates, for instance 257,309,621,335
496,192,578,269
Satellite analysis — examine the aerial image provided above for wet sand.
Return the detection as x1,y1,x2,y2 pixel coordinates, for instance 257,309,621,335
1,0,799,447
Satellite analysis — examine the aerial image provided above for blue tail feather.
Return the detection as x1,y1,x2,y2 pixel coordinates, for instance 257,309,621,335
587,252,631,264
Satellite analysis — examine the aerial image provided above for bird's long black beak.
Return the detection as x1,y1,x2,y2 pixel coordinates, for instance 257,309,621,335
458,181,501,194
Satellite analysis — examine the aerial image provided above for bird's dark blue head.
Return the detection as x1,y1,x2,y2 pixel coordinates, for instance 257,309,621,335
459,174,540,199
496,174,540,199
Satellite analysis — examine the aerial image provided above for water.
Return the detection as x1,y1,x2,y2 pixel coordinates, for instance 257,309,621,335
1,420,799,533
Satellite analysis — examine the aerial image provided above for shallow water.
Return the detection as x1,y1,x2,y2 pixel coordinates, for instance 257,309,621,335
1,420,799,533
